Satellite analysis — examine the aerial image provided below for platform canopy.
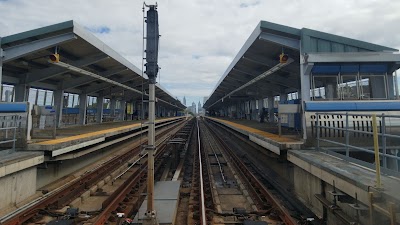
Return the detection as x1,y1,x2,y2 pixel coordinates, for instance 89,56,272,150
0,20,185,109
204,20,400,109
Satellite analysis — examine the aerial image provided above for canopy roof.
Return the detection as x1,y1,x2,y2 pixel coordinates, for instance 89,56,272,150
204,20,398,109
1,20,184,109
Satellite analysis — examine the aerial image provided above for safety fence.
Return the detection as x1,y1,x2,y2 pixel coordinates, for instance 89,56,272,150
0,115,19,152
314,112,400,185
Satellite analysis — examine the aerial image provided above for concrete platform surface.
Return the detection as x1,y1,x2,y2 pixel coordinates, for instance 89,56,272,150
0,151,44,178
133,181,181,224
206,117,303,155
288,150,400,206
27,117,183,156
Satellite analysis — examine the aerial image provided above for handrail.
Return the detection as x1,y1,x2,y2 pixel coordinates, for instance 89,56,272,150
0,115,18,152
315,112,400,177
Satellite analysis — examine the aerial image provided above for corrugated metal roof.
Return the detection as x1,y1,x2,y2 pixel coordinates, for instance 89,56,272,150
204,20,399,109
301,28,397,53
1,21,184,109
1,21,74,45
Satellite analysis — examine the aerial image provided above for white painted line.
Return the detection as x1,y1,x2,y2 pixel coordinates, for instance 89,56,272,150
249,134,281,155
51,137,105,157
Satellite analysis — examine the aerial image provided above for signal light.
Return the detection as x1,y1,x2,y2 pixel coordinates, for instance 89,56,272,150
49,53,60,63
279,53,289,63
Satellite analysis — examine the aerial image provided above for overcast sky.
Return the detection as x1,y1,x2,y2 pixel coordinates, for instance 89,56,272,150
1,0,400,106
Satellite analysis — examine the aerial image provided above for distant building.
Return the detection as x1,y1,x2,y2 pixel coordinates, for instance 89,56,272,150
183,96,186,106
191,102,196,114
186,105,193,114
198,101,202,114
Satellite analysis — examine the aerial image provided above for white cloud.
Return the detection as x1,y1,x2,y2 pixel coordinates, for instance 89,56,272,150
1,0,400,106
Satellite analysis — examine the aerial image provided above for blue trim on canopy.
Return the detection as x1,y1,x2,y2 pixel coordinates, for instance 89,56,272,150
63,108,79,114
360,64,387,73
0,103,28,112
340,65,359,73
62,108,118,114
312,63,388,74
312,65,340,74
305,101,400,112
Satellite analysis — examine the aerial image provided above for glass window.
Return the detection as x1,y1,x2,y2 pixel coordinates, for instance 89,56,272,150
2,85,14,102
37,90,46,106
104,98,110,109
313,76,339,100
360,75,387,99
45,91,53,106
68,94,74,107
116,100,121,109
263,98,268,108
28,88,37,104
339,75,358,100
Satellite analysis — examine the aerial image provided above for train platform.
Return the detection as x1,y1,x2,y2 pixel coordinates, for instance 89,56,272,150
27,117,184,158
205,117,303,155
0,151,44,179
288,150,400,207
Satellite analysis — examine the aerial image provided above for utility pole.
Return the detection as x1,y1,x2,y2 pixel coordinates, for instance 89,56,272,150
143,3,159,225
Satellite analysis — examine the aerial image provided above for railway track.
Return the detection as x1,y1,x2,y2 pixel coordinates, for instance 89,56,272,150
187,117,316,225
198,118,271,224
205,118,319,225
3,117,318,225
0,119,187,225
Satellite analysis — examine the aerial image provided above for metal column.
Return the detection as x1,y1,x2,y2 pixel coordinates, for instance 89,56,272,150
120,100,126,121
110,97,116,117
14,84,28,102
53,89,64,128
300,51,312,140
0,46,3,97
147,83,156,212
143,4,159,224
97,95,104,123
79,93,87,125
268,97,275,122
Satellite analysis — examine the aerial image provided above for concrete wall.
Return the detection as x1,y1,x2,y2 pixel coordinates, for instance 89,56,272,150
293,166,323,218
0,167,37,211
292,165,376,225
37,148,113,188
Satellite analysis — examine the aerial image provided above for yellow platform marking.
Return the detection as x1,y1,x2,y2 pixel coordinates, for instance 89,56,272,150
209,117,299,143
36,117,179,145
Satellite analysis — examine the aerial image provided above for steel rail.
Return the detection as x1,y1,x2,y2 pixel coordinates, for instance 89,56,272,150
92,120,188,224
203,120,298,225
196,119,207,225
0,120,185,225
201,126,226,183
92,144,168,225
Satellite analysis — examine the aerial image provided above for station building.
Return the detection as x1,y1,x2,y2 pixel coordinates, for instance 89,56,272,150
204,20,400,223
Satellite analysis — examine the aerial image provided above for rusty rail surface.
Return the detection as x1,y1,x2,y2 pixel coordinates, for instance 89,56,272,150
92,144,168,225
1,120,185,225
203,119,299,225
92,120,189,224
196,119,208,225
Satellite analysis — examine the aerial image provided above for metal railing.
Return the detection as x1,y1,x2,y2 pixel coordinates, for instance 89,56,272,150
0,115,18,152
31,114,56,139
315,112,400,182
